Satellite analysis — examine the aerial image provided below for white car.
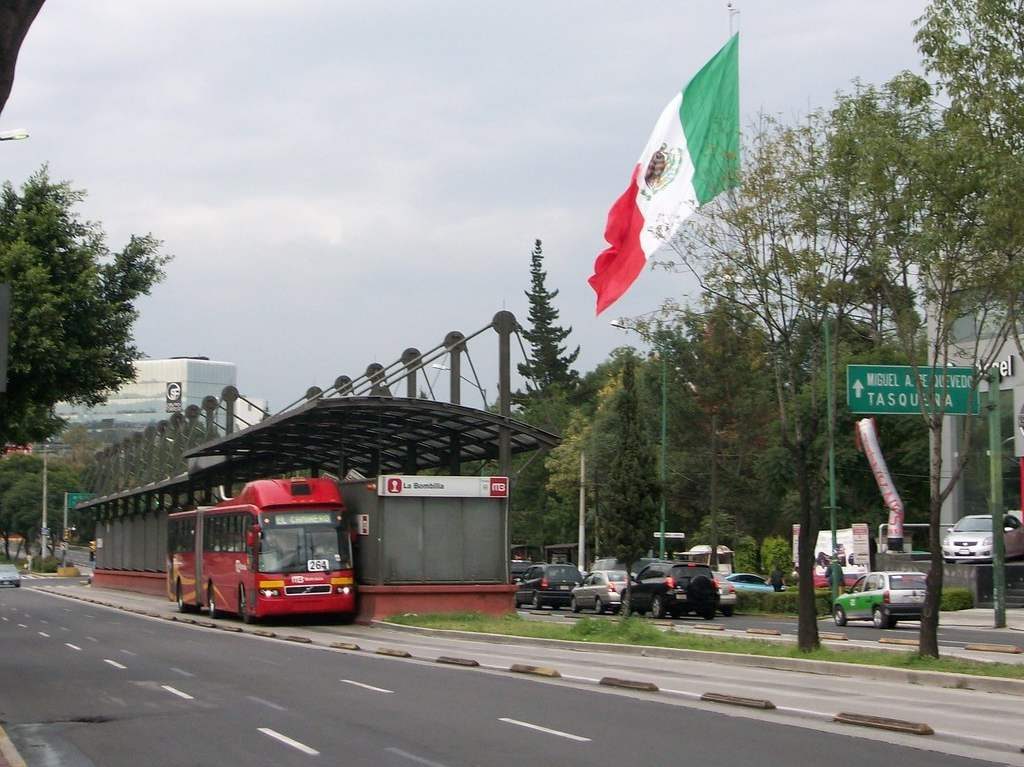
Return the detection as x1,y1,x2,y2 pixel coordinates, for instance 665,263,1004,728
942,514,1024,563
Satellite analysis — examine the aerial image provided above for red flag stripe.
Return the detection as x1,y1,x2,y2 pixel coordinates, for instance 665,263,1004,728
588,165,648,315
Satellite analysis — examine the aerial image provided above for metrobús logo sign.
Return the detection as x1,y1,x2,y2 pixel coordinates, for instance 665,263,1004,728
489,477,508,497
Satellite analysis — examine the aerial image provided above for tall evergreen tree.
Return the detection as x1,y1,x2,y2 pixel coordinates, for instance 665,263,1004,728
600,355,659,583
517,239,579,392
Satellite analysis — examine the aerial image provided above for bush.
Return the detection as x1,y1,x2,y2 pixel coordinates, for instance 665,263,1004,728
760,536,792,576
33,556,60,573
735,588,832,616
940,587,973,611
733,535,759,573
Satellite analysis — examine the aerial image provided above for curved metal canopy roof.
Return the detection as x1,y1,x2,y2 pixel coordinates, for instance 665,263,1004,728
182,396,559,485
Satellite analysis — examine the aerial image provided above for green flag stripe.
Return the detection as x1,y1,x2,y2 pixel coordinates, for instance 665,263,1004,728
679,33,740,206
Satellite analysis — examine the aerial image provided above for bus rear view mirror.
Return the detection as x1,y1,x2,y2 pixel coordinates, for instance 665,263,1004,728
246,525,261,548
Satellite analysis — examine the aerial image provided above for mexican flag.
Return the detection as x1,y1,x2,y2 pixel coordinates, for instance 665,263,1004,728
589,34,740,315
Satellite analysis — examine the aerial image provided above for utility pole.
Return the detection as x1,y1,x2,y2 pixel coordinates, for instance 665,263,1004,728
40,445,48,561
989,367,1006,628
710,412,719,569
578,451,586,570
824,317,841,604
659,343,668,560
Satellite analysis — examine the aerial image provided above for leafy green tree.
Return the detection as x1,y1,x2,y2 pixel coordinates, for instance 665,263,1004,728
0,167,169,444
827,71,1023,656
0,453,80,559
760,536,792,578
517,239,579,393
599,355,659,580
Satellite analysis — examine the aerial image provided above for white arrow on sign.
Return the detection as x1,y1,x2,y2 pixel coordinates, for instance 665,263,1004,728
852,380,864,399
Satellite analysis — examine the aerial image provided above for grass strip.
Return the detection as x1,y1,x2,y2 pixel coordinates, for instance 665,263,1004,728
385,613,1024,680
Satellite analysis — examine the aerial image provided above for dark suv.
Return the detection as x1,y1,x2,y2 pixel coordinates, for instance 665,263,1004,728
514,563,583,610
623,562,719,620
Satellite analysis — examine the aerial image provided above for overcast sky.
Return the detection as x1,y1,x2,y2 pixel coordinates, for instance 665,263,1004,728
2,1,929,410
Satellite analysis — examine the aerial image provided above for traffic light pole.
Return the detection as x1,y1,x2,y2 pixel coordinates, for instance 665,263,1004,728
988,367,1006,628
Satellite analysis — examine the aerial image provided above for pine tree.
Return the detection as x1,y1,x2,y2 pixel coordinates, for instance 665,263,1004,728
600,355,659,579
517,240,579,392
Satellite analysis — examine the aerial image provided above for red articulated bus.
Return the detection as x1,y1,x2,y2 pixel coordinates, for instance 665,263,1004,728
167,477,355,622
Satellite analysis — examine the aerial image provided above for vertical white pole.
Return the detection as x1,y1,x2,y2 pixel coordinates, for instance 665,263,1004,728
41,448,48,560
578,451,586,570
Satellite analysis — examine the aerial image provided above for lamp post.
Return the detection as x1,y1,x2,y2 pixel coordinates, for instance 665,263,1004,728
611,319,668,559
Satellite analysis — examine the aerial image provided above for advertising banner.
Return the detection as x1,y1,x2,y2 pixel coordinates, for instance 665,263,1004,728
792,525,871,585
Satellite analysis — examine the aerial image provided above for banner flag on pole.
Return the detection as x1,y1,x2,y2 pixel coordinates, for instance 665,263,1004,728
589,33,740,315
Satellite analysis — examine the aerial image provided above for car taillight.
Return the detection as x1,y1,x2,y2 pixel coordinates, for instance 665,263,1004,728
607,582,617,593
883,590,890,604
713,578,720,589
541,578,549,588
665,576,676,589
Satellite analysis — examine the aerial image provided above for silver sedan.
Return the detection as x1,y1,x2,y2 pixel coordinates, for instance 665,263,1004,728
571,570,628,614
942,514,1024,563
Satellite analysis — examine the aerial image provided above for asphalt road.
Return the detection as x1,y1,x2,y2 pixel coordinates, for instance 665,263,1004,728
0,586,1011,767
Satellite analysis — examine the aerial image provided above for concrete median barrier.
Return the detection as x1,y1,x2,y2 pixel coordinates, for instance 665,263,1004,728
834,712,933,735
600,677,658,692
510,663,560,678
701,692,775,709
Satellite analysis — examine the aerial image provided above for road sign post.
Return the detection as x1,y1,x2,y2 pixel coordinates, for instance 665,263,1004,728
846,365,979,415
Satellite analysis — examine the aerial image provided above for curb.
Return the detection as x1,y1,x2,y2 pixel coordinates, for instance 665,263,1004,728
834,712,934,736
375,621,1024,697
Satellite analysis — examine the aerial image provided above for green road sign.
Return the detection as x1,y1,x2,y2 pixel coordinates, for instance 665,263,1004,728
846,364,980,415
66,492,93,509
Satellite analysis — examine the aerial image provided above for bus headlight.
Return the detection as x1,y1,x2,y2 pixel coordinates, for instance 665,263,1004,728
260,588,280,597
336,586,351,595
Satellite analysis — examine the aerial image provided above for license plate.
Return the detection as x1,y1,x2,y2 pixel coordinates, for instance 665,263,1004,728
307,559,330,572
907,594,924,603
957,550,971,556
559,585,570,591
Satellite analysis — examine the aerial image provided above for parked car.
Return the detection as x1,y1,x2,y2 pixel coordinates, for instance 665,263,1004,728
717,577,737,617
0,564,20,587
514,563,584,610
942,514,1024,563
832,571,926,629
509,560,534,582
725,573,776,593
571,570,628,614
591,557,668,577
622,562,719,620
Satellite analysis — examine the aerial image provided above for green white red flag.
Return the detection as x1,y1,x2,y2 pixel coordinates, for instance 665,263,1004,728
589,34,740,314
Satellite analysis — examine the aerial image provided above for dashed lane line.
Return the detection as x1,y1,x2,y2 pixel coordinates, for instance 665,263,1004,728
161,685,194,701
246,695,287,712
103,659,127,670
16,623,25,628
37,632,49,638
65,643,81,651
498,718,591,742
169,667,194,678
384,746,451,767
341,679,394,694
258,727,319,756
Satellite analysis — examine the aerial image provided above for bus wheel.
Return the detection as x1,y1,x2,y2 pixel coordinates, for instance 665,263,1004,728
239,586,255,624
207,584,219,620
176,580,195,614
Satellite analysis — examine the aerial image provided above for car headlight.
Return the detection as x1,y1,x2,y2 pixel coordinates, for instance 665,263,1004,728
982,536,993,547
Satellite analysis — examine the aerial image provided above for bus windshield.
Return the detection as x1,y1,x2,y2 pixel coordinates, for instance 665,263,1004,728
259,525,352,573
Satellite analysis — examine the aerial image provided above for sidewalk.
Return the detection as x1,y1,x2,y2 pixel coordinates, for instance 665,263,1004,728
938,608,1024,630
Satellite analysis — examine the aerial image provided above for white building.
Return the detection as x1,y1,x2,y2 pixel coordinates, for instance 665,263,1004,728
56,357,268,442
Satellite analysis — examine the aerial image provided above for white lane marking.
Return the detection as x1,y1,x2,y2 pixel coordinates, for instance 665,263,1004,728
63,608,71,612
120,649,137,656
85,636,98,642
2,616,8,621
341,679,394,694
257,728,319,756
498,718,590,742
246,695,286,712
104,659,127,669
38,631,50,638
385,746,451,767
40,620,48,624
16,623,26,628
661,688,702,700
65,643,82,651
59,626,69,632
161,685,194,700
169,667,194,678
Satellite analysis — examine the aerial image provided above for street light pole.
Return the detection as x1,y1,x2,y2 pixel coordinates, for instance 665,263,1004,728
40,445,48,561
658,340,667,559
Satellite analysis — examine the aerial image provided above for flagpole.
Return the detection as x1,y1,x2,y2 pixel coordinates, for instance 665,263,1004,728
727,1,739,36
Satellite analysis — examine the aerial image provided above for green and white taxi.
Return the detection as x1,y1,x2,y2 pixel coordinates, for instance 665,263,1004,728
832,571,926,629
